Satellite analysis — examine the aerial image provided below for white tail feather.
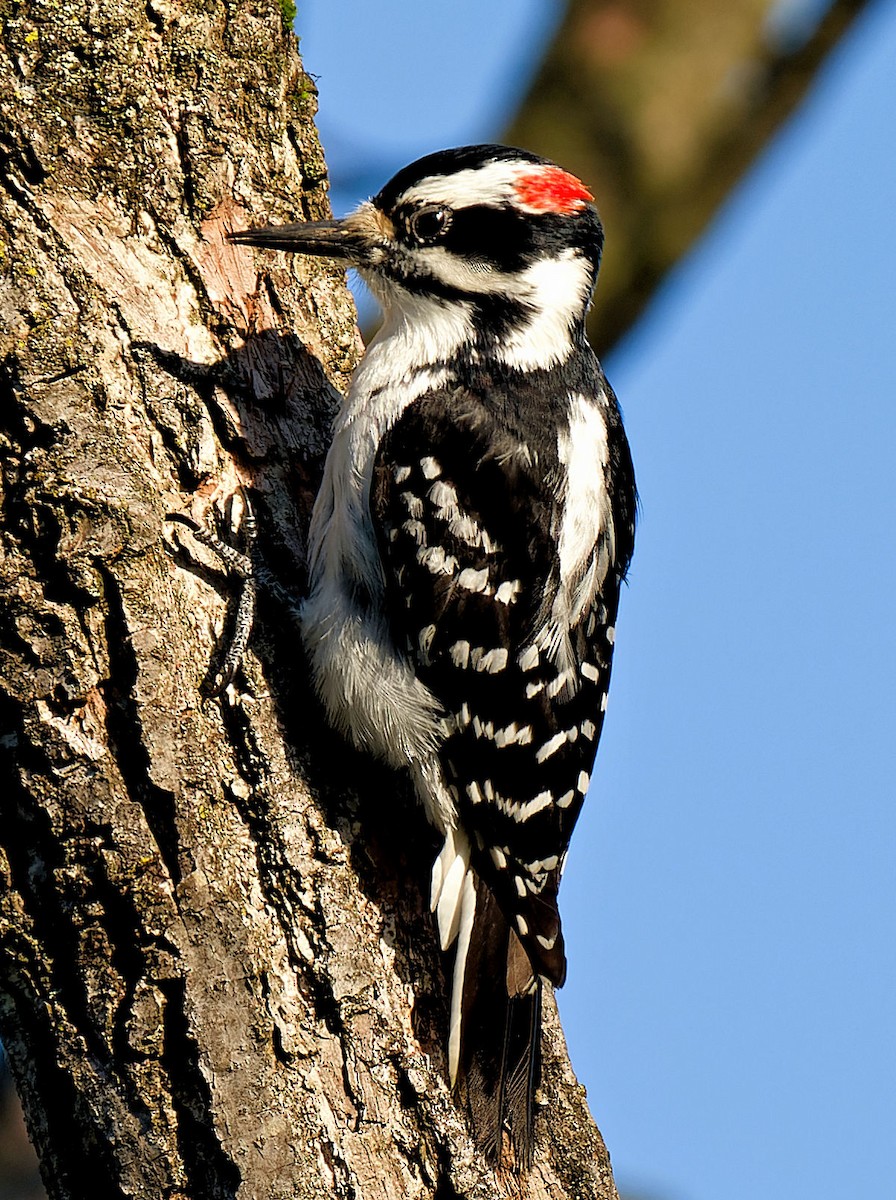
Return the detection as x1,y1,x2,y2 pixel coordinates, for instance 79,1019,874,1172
431,828,471,950
448,868,477,1086
430,828,457,911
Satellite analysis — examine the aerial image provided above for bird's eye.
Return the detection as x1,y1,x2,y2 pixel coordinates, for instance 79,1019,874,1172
408,205,452,244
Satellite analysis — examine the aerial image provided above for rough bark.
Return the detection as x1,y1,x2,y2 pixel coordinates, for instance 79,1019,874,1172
505,0,872,352
0,3,618,1197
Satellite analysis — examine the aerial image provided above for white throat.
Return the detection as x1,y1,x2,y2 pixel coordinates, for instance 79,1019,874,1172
358,270,475,384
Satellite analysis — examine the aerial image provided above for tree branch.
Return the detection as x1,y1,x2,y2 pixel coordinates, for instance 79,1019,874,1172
505,0,873,351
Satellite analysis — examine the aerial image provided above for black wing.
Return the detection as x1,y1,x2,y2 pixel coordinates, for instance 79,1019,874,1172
371,383,627,986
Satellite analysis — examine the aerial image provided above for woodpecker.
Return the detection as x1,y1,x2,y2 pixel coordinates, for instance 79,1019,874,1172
228,144,636,1167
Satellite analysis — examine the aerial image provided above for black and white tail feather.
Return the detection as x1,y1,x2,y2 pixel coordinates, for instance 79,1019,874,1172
226,144,637,1169
452,877,543,1166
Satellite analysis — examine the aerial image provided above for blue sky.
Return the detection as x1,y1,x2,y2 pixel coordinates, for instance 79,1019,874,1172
301,3,896,1197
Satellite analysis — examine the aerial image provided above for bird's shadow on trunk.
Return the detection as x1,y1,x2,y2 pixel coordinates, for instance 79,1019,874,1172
143,328,451,1079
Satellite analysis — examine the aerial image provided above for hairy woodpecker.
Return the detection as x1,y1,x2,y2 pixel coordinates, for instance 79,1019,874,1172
228,144,636,1167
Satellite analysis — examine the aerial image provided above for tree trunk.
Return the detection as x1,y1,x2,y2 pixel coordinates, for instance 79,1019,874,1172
0,3,618,1197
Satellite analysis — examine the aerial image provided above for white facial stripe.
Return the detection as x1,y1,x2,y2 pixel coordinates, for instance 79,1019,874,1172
413,246,528,296
397,159,533,211
414,243,590,303
496,253,593,371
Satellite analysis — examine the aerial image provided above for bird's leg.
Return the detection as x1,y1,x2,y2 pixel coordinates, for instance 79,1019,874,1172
167,494,298,696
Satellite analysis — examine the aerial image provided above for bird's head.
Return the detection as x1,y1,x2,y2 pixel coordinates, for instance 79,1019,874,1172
229,145,603,370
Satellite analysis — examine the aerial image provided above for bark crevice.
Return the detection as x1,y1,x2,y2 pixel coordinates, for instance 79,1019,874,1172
159,975,243,1200
94,566,180,878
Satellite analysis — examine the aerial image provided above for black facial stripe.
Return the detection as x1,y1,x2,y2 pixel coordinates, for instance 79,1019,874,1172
391,203,604,275
443,205,536,273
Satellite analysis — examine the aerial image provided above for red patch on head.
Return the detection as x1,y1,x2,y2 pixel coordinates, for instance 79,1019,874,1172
513,166,593,214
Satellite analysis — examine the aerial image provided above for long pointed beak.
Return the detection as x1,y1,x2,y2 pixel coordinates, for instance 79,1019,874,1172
227,218,367,262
